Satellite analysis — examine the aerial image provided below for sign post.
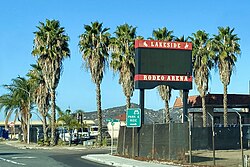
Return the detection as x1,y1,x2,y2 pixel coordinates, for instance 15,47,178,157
126,108,141,157
106,119,120,155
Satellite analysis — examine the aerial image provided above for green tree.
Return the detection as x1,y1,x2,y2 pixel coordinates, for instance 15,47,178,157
0,77,33,143
27,64,50,142
57,108,79,131
190,30,214,127
175,35,189,101
110,23,137,109
151,27,174,123
0,88,20,130
78,21,110,146
32,19,70,145
212,27,241,127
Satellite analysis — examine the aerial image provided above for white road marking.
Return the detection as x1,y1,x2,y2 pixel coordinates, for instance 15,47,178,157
0,157,26,166
12,156,37,159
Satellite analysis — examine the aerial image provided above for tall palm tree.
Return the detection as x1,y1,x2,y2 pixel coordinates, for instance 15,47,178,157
212,27,241,127
190,30,214,127
32,19,70,145
0,77,33,143
27,64,50,142
110,23,137,109
175,35,189,103
78,21,110,146
151,27,174,123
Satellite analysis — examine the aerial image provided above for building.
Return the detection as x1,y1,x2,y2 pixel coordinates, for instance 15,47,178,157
173,93,250,127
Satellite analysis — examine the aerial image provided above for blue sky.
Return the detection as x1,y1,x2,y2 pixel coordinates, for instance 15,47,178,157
1,0,250,119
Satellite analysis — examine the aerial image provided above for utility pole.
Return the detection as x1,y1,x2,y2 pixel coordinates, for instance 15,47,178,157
249,80,250,95
208,113,215,166
236,111,244,167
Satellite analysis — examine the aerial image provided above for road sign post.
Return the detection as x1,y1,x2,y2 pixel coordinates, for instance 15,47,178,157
126,108,141,157
106,118,120,155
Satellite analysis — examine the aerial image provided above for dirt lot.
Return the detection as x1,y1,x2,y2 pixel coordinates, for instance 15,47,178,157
191,149,250,167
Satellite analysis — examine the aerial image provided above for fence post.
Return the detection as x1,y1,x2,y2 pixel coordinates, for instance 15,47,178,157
123,126,126,155
244,155,249,167
185,115,192,164
152,122,155,159
132,127,135,157
168,123,171,160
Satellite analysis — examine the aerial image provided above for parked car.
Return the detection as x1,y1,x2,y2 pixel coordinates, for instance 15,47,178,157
58,127,90,144
77,127,90,141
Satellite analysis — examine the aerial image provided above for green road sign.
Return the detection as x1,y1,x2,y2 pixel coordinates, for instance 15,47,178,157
126,108,141,127
106,118,120,126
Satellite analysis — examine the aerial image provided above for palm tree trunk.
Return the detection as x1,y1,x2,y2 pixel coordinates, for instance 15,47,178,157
21,115,28,143
223,84,228,127
51,89,56,145
42,116,48,142
126,96,131,109
202,96,207,127
96,83,102,146
22,125,27,143
165,99,170,123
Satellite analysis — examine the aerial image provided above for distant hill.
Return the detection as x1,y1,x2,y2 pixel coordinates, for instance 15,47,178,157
83,103,183,125
83,104,240,125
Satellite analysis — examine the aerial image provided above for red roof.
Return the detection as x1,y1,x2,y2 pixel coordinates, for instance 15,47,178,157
115,113,126,121
174,94,250,108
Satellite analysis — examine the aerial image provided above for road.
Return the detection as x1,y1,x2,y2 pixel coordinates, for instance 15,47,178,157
0,143,111,167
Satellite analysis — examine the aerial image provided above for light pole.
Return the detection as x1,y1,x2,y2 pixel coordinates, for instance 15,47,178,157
236,111,244,167
208,112,215,166
185,115,192,164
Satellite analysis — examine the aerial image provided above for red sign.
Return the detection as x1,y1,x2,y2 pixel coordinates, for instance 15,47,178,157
134,74,192,82
135,40,192,50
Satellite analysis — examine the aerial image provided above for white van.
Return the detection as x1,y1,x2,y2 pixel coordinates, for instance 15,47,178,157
59,128,90,142
89,126,98,139
78,127,90,140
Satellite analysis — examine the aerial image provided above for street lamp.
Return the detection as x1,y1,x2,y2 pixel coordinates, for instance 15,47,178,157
7,85,31,144
236,111,244,167
185,115,192,164
207,112,215,166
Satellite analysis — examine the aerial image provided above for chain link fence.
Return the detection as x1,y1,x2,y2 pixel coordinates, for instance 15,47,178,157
117,122,250,166
117,123,189,162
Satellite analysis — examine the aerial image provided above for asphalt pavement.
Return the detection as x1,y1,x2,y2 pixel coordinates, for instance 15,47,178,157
3,140,182,167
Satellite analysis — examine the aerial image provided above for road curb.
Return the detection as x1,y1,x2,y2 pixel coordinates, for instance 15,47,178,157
81,154,135,167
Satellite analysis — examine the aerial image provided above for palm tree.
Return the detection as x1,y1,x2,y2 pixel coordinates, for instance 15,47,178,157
0,90,20,130
175,35,189,102
57,108,79,131
32,19,70,145
0,77,33,143
190,30,214,127
110,23,137,109
27,64,50,142
212,26,241,127
151,27,174,123
78,21,110,146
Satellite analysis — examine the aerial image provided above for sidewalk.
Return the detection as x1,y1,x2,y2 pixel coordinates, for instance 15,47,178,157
82,154,182,167
4,140,88,150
